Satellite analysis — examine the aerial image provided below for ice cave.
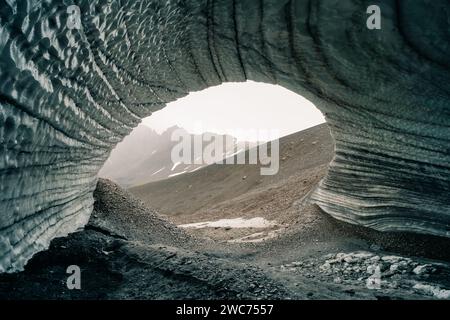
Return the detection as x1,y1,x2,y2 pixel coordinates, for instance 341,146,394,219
0,0,449,274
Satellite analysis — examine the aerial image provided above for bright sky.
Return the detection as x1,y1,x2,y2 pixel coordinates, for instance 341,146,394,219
142,81,325,141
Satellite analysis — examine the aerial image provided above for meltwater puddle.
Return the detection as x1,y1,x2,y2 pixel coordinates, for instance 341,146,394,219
179,217,276,229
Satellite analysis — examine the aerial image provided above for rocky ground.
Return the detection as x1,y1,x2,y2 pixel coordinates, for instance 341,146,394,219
275,251,450,299
1,178,450,300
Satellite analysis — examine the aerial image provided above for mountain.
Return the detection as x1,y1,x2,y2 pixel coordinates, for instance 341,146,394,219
99,125,257,188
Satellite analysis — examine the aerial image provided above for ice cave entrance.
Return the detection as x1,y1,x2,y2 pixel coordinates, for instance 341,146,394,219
100,81,329,242
100,81,326,187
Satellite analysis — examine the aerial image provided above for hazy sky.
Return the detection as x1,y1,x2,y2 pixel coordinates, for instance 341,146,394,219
142,81,324,141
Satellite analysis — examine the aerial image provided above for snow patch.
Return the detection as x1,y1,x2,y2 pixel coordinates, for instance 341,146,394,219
179,217,276,229
151,167,165,176
168,171,187,178
171,162,181,171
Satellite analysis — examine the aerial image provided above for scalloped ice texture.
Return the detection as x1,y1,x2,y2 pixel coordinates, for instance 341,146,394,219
0,0,449,272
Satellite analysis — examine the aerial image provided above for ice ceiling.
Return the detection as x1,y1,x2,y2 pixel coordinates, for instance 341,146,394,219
0,0,449,272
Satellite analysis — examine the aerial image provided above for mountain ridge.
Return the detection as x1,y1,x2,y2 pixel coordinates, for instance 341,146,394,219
99,125,258,187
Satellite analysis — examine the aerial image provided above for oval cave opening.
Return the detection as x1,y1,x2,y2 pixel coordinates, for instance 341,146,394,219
98,81,333,243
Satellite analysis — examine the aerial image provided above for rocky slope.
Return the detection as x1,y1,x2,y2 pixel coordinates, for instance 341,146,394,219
130,124,333,231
